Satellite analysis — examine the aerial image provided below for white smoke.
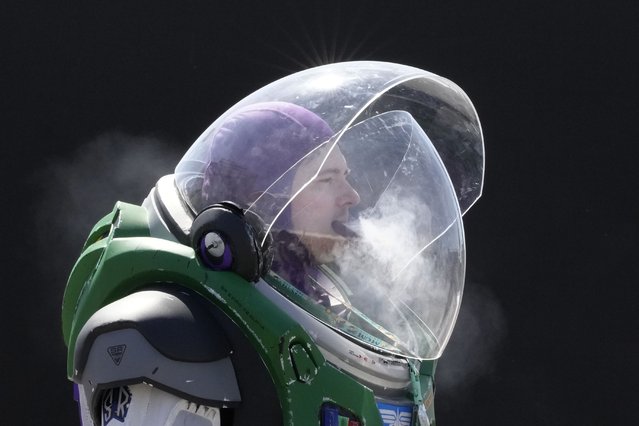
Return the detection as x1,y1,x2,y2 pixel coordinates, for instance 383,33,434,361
335,191,506,385
31,131,182,341
333,188,464,358
437,280,507,392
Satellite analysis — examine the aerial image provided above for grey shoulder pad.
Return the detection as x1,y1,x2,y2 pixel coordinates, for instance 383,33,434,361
73,288,241,413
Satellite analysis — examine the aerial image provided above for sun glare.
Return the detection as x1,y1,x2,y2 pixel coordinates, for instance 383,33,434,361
311,73,344,91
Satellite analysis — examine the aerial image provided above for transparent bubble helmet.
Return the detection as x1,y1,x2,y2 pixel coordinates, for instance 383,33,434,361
175,61,484,360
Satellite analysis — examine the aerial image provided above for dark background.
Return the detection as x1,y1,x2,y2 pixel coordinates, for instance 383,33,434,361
2,0,637,424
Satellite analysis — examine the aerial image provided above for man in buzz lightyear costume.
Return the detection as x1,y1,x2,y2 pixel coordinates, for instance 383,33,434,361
62,61,484,426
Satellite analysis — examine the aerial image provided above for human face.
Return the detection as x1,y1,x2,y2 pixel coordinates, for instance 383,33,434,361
290,145,361,263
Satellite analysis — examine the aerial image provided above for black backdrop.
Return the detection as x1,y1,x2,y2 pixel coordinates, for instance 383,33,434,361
2,1,637,424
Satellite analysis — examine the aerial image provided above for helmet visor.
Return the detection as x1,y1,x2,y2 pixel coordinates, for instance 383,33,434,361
253,111,464,359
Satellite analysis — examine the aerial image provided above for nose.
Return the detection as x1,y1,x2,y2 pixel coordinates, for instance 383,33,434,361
338,180,361,207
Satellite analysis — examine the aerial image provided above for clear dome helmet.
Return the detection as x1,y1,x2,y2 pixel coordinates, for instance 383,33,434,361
176,61,484,361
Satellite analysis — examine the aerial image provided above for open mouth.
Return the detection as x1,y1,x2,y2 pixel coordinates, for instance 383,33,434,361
331,220,360,239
